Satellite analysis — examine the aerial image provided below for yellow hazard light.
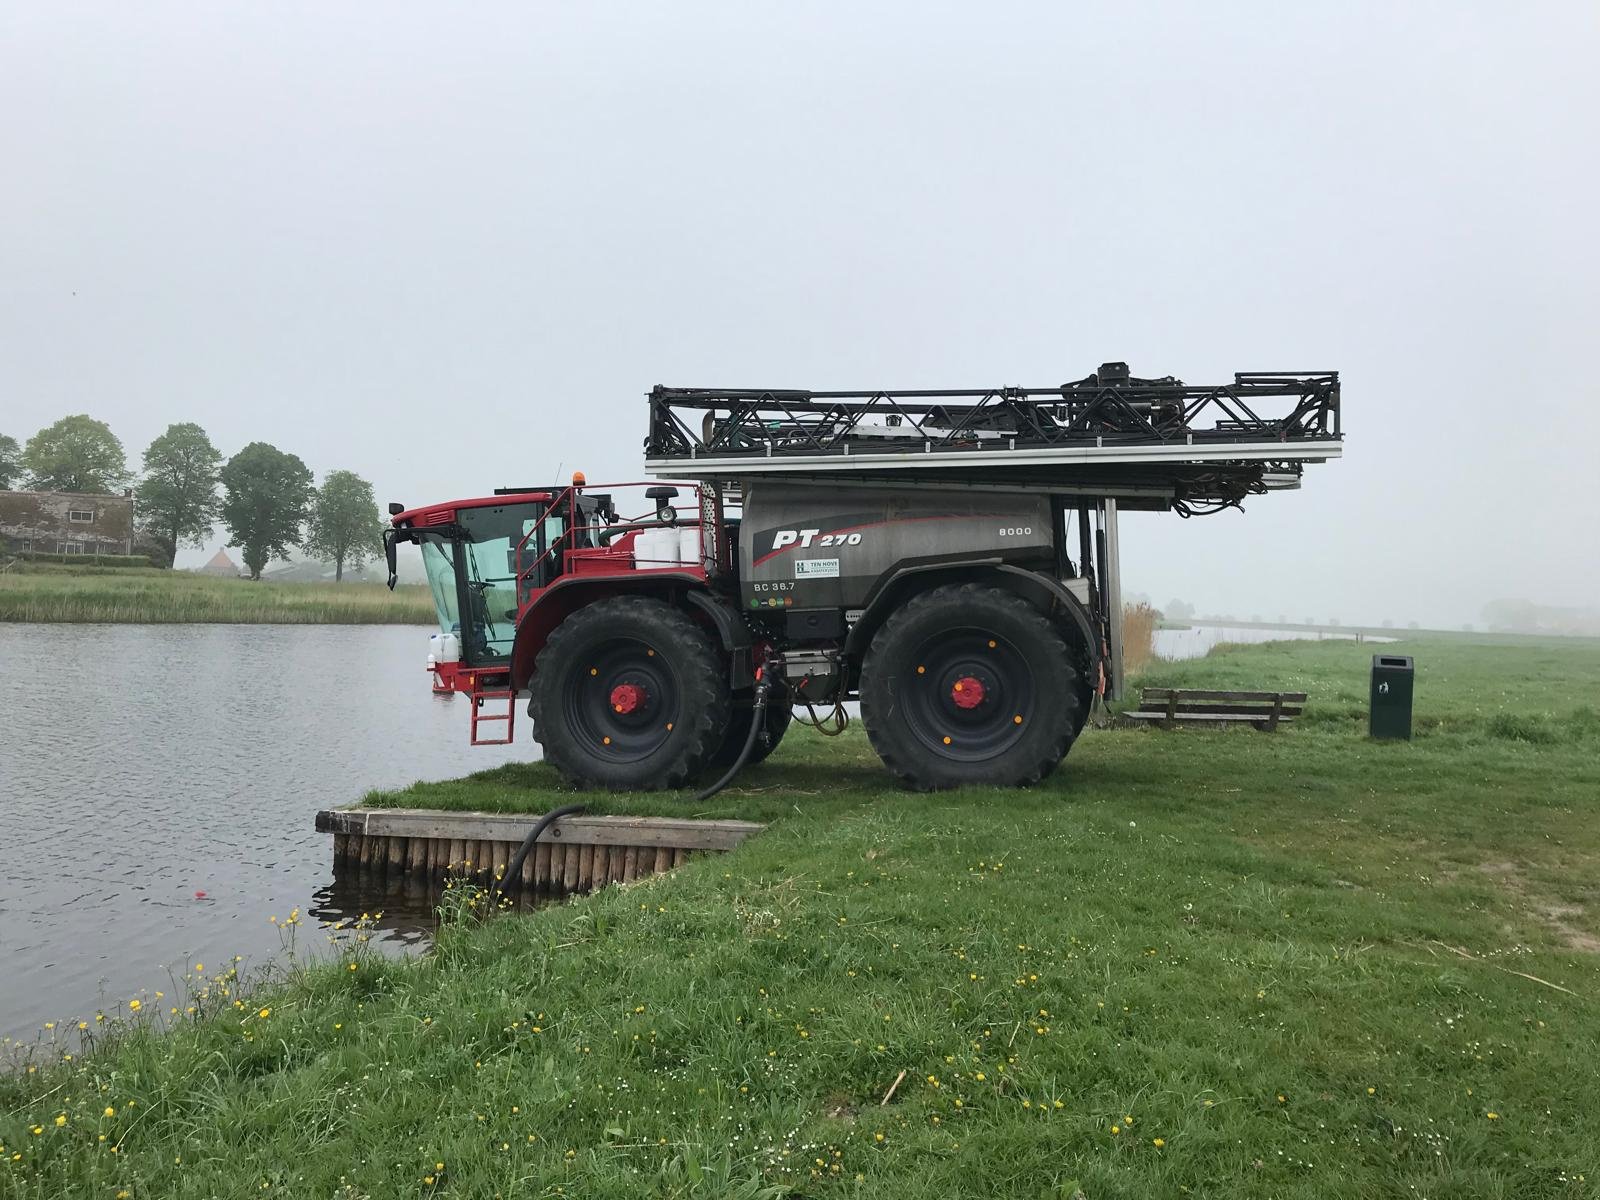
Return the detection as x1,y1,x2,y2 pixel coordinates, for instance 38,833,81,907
572,471,587,486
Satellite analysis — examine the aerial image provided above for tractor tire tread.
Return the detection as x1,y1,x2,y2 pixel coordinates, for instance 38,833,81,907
860,582,1081,791
529,594,729,791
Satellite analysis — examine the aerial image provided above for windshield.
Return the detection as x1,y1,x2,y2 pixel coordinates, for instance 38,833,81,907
456,502,560,663
419,537,460,636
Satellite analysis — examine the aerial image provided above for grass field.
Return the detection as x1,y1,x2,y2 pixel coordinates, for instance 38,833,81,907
0,564,434,624
3,635,1597,1198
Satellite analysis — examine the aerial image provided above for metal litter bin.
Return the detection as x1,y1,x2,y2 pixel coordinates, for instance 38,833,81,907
1369,654,1414,740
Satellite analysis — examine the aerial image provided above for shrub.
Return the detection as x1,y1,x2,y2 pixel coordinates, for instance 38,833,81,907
11,551,152,568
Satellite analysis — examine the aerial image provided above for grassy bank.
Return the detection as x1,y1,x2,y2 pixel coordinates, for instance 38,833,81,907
0,564,434,624
4,636,1598,1197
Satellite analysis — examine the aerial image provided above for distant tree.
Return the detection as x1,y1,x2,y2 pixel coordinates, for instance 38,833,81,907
1381,618,1394,629
1164,598,1195,622
1328,617,1340,627
220,442,313,580
303,469,385,582
135,423,222,565
1407,621,1420,629
131,528,175,569
0,433,21,489
22,415,129,493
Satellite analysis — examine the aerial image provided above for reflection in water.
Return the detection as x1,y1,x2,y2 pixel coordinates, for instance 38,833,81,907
0,622,536,1042
308,862,555,947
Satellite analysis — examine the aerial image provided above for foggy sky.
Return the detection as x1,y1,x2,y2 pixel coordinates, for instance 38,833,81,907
3,2,1597,627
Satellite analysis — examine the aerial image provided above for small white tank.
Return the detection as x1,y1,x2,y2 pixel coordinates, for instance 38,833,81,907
428,632,462,665
634,528,673,568
678,525,703,568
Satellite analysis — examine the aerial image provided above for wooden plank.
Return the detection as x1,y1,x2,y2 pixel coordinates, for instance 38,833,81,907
577,844,594,891
534,842,552,890
316,808,765,850
562,844,580,892
1139,689,1307,703
609,846,627,884
1132,710,1305,720
333,832,349,862
355,834,371,870
491,840,510,886
622,845,639,883
653,847,672,875
520,844,536,890
1126,711,1299,723
449,838,465,875
671,847,688,868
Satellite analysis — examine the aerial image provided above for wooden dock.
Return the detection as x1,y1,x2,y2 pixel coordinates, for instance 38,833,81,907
315,807,766,896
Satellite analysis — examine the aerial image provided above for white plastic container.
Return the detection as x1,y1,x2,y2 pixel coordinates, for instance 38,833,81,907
428,631,462,666
678,525,704,568
634,528,673,568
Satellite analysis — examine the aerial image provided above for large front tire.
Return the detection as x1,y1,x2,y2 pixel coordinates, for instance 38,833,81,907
530,596,730,790
859,583,1082,790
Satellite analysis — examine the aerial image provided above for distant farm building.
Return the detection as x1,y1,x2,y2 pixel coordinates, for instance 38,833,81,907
0,489,135,556
195,549,242,578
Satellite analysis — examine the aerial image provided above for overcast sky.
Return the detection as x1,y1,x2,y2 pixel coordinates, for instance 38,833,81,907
3,3,1596,625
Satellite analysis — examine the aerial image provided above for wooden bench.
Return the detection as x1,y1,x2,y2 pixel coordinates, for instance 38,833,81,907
1125,688,1307,731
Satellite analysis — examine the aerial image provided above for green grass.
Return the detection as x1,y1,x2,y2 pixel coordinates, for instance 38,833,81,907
3,635,1598,1197
0,565,434,624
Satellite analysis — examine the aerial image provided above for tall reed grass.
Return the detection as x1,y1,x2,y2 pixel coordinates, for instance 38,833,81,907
0,567,435,625
1121,601,1158,674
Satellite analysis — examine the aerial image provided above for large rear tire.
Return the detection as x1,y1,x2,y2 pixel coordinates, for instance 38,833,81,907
859,583,1082,790
530,596,730,790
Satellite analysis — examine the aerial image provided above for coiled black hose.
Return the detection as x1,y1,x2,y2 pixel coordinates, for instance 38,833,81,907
495,802,587,904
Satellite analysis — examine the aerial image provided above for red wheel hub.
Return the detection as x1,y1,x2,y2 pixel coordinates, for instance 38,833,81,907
609,682,646,714
950,675,986,709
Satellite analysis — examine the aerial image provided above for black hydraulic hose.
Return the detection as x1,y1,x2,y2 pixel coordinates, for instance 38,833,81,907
689,675,773,804
496,802,587,904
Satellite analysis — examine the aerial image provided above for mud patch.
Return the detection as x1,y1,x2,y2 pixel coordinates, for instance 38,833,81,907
1475,860,1599,954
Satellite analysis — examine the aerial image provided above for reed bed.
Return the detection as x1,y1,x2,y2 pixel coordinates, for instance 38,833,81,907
1121,600,1158,674
0,567,434,624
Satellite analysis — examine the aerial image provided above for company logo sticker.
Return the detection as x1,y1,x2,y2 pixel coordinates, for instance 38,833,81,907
794,558,841,579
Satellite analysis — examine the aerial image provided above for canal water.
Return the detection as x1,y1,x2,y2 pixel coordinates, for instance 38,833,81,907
1153,622,1395,660
0,623,527,1044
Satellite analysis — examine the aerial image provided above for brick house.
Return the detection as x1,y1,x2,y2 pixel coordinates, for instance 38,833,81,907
0,489,135,556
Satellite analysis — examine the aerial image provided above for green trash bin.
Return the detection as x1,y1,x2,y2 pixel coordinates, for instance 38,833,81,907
1370,654,1414,740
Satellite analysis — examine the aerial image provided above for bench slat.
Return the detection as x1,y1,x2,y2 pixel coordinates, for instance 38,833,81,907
1133,703,1304,718
1139,689,1308,703
1125,711,1298,723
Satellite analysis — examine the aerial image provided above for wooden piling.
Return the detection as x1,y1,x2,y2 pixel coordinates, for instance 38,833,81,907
316,808,765,899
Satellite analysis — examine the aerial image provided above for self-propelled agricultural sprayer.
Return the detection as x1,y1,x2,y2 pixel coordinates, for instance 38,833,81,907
384,364,1340,791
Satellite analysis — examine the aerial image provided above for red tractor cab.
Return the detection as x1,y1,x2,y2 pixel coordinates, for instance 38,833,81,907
383,480,722,745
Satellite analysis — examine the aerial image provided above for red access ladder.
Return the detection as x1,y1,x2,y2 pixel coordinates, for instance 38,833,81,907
470,688,517,746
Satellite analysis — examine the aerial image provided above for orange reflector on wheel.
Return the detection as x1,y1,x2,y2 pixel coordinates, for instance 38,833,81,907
942,735,952,745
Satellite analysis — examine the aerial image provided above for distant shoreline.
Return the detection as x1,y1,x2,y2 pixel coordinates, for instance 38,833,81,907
0,565,434,625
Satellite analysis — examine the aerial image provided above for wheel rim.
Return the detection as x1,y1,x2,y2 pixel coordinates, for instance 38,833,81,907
564,638,680,762
901,627,1033,762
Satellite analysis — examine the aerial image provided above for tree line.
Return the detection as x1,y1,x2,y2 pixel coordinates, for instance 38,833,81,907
0,416,384,581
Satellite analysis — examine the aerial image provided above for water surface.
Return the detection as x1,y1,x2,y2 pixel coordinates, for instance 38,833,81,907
0,623,530,1042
